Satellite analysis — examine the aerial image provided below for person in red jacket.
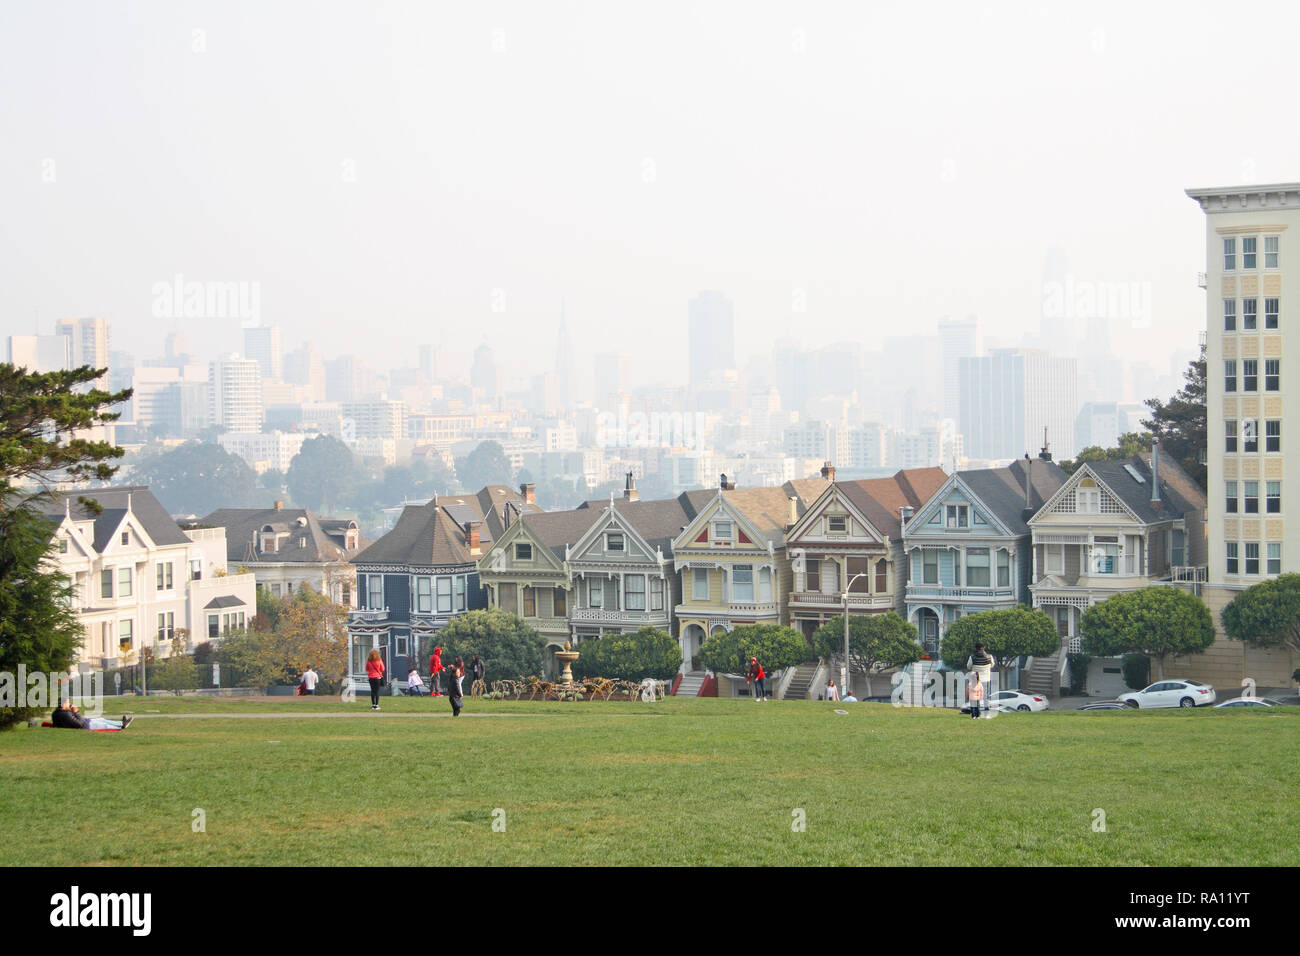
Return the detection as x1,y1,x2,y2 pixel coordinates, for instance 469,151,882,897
365,648,385,711
429,646,445,697
747,657,767,701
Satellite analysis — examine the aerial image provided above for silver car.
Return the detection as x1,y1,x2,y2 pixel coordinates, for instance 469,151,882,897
1118,679,1217,709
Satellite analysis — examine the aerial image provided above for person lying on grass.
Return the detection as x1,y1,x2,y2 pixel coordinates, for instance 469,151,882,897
50,699,133,731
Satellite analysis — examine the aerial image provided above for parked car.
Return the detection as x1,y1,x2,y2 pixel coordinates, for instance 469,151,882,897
1078,700,1127,711
986,690,1050,712
1213,697,1286,708
1118,680,1216,709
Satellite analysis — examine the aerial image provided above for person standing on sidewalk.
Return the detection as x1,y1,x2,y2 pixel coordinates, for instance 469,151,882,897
366,649,385,711
747,657,767,701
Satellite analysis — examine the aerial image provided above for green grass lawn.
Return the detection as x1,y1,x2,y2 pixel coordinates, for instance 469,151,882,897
2,696,1297,866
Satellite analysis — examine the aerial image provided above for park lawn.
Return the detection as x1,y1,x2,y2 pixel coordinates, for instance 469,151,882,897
0,698,1296,866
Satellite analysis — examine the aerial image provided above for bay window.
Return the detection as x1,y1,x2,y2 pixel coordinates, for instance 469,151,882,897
732,565,755,602
966,548,990,587
625,575,645,611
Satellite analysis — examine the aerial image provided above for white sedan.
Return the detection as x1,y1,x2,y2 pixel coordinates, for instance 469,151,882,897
986,690,1050,712
1213,697,1285,708
1118,680,1217,709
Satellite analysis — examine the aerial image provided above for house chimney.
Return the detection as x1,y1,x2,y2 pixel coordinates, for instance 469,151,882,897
520,482,536,505
463,520,482,554
900,506,914,528
788,495,798,526
1150,440,1161,506
624,471,639,501
274,500,284,511
720,473,736,491
1038,428,1052,461
820,460,836,482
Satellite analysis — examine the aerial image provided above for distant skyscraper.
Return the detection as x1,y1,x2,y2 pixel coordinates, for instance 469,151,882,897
418,344,438,383
959,348,1078,461
689,291,735,388
55,317,111,388
555,302,573,410
7,334,69,372
1037,246,1077,357
285,342,326,400
209,355,263,434
243,325,283,380
164,331,190,360
938,315,981,423
593,352,627,408
470,344,500,400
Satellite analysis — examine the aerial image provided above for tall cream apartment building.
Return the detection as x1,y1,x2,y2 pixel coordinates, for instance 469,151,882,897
1183,182,1300,687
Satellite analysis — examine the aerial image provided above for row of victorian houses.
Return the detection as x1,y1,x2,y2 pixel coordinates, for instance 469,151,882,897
338,447,1206,699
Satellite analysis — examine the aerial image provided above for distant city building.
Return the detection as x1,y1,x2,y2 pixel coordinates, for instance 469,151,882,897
342,399,407,441
938,316,981,424
55,317,111,389
593,352,628,409
689,291,735,389
7,333,69,372
243,325,283,380
1074,401,1147,453
470,344,501,401
958,348,1079,461
284,342,326,401
218,430,309,473
209,355,263,434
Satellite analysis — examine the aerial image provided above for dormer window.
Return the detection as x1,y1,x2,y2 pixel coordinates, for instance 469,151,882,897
606,533,624,552
515,543,533,561
713,521,732,544
945,505,968,528
264,536,278,553
1077,479,1101,514
120,531,129,546
827,515,847,534
59,538,68,554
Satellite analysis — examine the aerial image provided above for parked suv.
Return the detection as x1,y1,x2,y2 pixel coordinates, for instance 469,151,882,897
1118,679,1216,709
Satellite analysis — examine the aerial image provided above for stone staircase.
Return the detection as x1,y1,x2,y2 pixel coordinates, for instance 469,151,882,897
674,672,707,697
782,662,821,700
1026,648,1062,696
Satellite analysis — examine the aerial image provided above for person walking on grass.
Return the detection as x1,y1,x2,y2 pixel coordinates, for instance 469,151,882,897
429,646,445,697
301,665,318,696
448,656,465,717
970,643,994,692
826,678,838,702
747,657,767,701
366,648,385,711
471,654,484,691
966,670,985,719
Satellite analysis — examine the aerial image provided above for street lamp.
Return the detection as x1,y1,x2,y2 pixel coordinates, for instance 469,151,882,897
842,572,870,699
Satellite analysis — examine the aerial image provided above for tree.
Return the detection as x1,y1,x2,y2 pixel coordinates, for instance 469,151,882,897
698,623,809,676
287,435,360,513
1220,573,1300,658
939,606,1060,682
1080,586,1215,679
437,608,547,682
812,612,922,698
129,441,259,516
272,584,348,681
152,653,198,695
454,441,512,493
1142,346,1207,488
573,627,682,682
1059,432,1153,475
215,627,286,687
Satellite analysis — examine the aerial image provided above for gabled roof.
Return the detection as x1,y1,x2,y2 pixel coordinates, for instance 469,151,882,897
513,508,604,560
838,468,948,541
1032,454,1202,526
353,485,538,568
38,486,192,551
950,458,1068,536
578,492,713,553
199,506,370,565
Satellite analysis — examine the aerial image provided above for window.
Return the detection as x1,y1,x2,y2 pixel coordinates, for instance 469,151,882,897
1265,235,1279,268
805,558,821,591
1265,359,1279,391
1224,360,1237,392
436,577,452,613
207,614,220,638
1243,419,1258,453
263,535,278,553
1245,542,1260,575
120,531,129,546
522,586,536,617
625,575,646,610
1242,236,1257,270
499,583,517,613
1265,297,1279,329
395,635,408,656
759,567,773,602
827,515,847,534
874,560,887,593
1171,530,1185,567
1223,237,1236,270
1225,419,1237,453
342,582,351,606
1267,481,1280,513
692,568,709,600
712,521,732,544
996,550,1010,587
588,577,603,608
190,558,202,581
1243,298,1257,330
514,543,532,561
650,577,664,611
156,563,173,591
1244,481,1259,514
119,619,133,649
101,569,113,599
1226,481,1238,513
847,556,871,591
606,533,624,552
966,548,990,587
1077,480,1100,514
1223,298,1236,331
1266,419,1281,452
732,565,754,602
1226,542,1239,574
367,574,383,610
157,612,174,642
553,588,566,616
922,550,939,584
1045,544,1064,573
271,583,282,597
118,566,132,598
415,577,432,613
1090,542,1119,575
1267,543,1281,574
455,575,467,612
1243,359,1258,392
945,504,968,528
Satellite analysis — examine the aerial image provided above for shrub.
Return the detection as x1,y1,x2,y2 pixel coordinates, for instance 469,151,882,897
573,627,681,682
438,608,546,682
1122,653,1150,691
699,624,809,675
1065,653,1091,696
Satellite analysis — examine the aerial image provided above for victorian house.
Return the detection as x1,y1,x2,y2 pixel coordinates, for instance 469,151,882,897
786,465,948,641
904,456,1066,656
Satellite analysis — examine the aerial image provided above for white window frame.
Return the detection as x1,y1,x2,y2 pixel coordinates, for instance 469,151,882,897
650,576,664,611
588,577,603,609
606,533,625,553
732,565,754,602
436,577,452,613
1045,544,1064,574
826,515,847,534
625,574,646,611
514,542,532,561
367,574,383,610
692,568,709,600
1265,235,1279,269
416,576,432,613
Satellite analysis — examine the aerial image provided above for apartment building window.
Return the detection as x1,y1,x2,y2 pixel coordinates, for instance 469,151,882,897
1243,236,1257,269
366,574,383,610
805,558,821,591
625,575,646,611
455,575,467,612
1243,419,1258,453
966,548,990,587
156,562,173,591
1225,481,1239,513
394,635,408,657
514,543,532,561
1267,481,1281,513
996,550,1010,587
732,565,755,602
436,577,452,613
1266,419,1281,452
650,577,664,611
1245,542,1260,575
1224,360,1237,392
922,550,939,584
1265,235,1279,268
157,612,174,643
1223,299,1236,331
1244,481,1259,514
522,586,536,617
588,578,603,608
1243,359,1258,392
846,557,871,591
190,558,202,581
1226,542,1239,574
1223,237,1236,270
692,568,709,600
119,619,133,649
118,567,132,598
415,577,432,613
1265,359,1279,391
271,583,282,597
827,515,847,534
1242,298,1257,330
553,588,566,616
101,569,113,599
1265,297,1279,329
207,614,220,639
1267,543,1281,574
1225,420,1237,452
606,533,625,552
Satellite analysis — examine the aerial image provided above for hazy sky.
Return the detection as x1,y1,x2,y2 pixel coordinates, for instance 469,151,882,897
3,0,1298,391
